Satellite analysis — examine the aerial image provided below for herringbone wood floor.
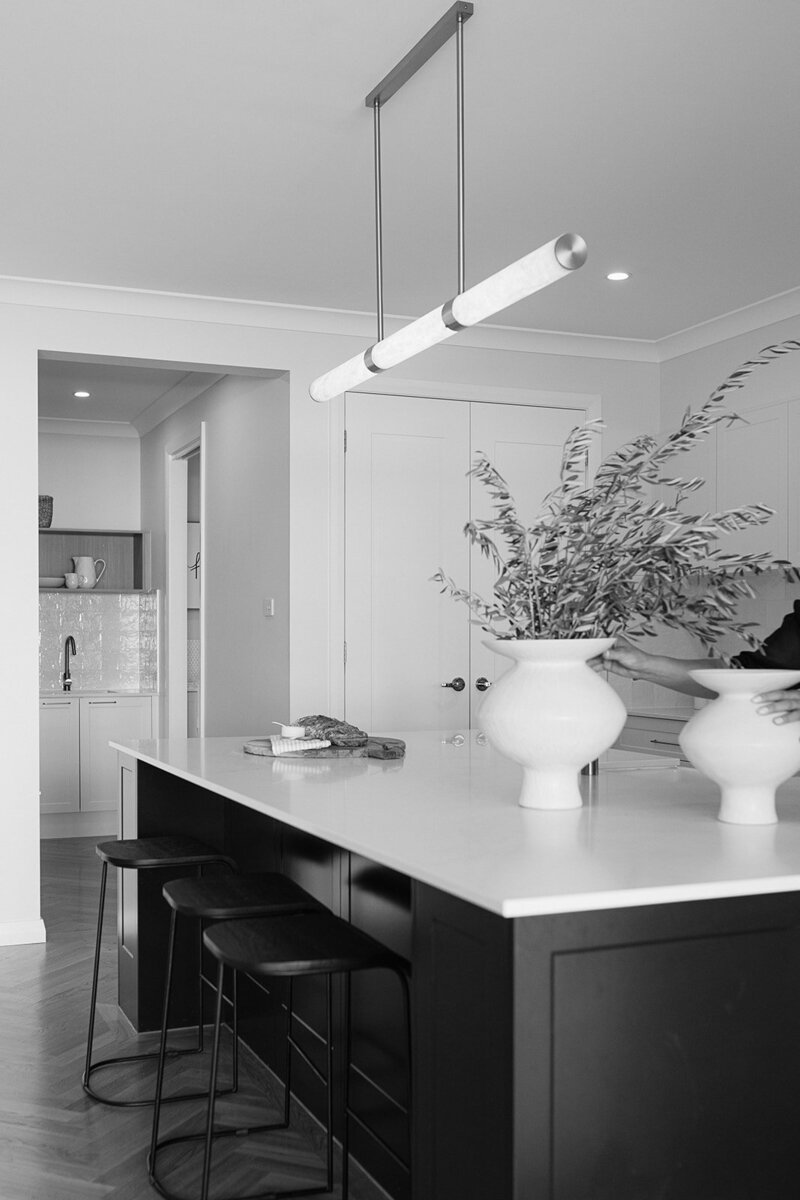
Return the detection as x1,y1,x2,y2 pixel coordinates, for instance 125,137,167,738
0,838,381,1200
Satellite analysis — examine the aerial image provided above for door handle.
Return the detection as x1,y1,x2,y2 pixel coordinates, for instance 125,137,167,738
441,677,466,692
475,677,492,692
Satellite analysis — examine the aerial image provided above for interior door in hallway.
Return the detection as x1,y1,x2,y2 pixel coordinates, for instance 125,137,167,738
344,393,587,732
468,402,586,695
344,394,471,732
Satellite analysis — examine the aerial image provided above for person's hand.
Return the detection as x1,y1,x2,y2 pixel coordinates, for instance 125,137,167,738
590,636,652,680
753,687,800,725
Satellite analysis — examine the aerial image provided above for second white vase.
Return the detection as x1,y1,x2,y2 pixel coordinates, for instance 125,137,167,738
478,637,627,810
679,669,800,824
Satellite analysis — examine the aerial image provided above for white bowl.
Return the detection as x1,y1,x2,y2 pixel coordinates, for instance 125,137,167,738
39,576,65,588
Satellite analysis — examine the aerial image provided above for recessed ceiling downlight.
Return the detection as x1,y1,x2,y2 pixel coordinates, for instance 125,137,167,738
73,390,91,398
606,271,630,282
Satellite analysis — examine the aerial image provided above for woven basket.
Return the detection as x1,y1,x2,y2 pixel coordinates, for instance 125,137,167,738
38,495,53,528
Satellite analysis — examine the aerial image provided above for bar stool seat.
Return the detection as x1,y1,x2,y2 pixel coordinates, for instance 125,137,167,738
161,872,323,922
149,910,411,1200
83,836,236,1107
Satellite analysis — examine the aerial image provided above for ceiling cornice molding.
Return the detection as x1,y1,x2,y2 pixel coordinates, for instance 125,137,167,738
38,417,139,438
655,286,800,362
132,371,226,437
0,274,658,362
10,273,800,367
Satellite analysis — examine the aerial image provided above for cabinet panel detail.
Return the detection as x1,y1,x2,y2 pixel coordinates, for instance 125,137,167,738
79,697,152,812
39,698,80,813
552,930,800,1199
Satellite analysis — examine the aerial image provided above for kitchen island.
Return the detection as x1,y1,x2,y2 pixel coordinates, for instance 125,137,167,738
113,732,800,1200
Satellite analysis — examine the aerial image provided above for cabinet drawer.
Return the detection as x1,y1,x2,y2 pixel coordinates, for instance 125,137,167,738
615,714,689,762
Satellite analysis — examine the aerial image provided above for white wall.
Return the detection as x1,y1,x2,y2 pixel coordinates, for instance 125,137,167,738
0,279,659,946
140,373,290,736
607,314,800,722
661,315,800,429
38,430,140,528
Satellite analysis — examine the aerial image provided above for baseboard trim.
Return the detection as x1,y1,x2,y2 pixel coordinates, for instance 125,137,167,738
0,918,47,946
40,811,117,839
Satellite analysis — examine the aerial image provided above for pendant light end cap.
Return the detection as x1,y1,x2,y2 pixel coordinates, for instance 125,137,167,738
554,233,588,271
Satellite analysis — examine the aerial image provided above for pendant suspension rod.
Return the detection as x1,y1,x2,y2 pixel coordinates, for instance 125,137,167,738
373,99,385,342
456,10,465,294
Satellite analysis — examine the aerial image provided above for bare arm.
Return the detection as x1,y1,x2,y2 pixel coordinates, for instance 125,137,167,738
596,638,723,699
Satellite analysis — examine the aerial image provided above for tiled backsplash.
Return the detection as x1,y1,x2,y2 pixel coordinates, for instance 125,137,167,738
40,591,159,692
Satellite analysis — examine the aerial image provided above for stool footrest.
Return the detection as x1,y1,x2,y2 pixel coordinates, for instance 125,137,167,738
83,1047,237,1108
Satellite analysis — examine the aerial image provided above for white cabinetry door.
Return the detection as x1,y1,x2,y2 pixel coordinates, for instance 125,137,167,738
716,403,788,559
79,697,152,812
39,698,80,814
344,394,587,731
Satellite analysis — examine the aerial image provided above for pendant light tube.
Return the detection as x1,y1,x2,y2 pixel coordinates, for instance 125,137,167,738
309,233,587,402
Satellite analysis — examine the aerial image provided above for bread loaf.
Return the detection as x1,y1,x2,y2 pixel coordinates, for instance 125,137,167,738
295,714,368,747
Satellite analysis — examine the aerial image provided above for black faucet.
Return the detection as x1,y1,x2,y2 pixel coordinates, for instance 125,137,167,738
63,636,77,692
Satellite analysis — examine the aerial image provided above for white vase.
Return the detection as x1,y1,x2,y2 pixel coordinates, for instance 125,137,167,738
679,669,800,825
478,638,627,810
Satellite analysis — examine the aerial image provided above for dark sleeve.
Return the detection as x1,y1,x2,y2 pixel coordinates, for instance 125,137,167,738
731,600,800,669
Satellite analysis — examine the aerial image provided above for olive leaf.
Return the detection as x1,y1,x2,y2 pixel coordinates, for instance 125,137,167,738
432,340,800,648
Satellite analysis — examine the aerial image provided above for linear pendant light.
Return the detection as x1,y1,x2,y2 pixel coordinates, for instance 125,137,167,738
309,4,587,404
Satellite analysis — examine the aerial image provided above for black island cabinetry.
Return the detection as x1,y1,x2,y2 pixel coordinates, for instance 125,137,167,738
116,739,800,1200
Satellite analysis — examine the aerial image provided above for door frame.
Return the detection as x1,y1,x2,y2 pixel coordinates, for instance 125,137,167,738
165,428,204,737
333,378,602,718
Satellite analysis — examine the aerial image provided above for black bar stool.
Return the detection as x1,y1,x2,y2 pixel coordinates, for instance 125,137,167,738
148,871,324,1174
149,911,411,1200
83,836,236,1107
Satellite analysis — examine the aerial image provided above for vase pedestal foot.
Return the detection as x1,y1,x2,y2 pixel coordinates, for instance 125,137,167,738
518,767,583,811
717,786,778,826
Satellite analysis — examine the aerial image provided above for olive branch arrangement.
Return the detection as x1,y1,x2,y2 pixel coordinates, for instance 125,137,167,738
433,340,800,647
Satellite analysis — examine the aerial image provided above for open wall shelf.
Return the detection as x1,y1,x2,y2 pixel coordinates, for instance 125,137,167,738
39,529,150,591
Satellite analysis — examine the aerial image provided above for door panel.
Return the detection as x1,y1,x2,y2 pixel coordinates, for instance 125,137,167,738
344,394,587,732
469,403,585,718
345,394,471,732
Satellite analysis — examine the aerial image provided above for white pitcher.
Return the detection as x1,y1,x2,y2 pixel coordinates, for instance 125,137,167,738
73,555,106,589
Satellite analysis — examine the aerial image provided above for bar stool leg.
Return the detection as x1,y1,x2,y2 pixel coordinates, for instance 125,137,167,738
200,960,227,1200
149,906,178,1170
342,971,352,1200
398,970,413,1186
82,859,109,1091
325,973,334,1193
231,967,239,1092
283,977,293,1126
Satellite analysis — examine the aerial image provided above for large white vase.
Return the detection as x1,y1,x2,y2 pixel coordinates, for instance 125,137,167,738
478,638,627,810
679,669,800,825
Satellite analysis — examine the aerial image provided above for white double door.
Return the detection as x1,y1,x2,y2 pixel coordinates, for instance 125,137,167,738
344,392,587,732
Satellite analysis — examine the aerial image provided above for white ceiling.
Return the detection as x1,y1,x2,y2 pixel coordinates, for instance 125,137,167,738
10,1,800,418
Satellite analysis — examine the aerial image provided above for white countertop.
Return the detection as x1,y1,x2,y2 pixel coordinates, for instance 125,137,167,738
111,731,800,919
40,689,157,698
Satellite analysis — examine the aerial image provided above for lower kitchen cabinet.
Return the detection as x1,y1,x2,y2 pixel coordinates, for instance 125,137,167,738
39,697,80,813
39,695,152,816
614,711,690,762
79,697,153,811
